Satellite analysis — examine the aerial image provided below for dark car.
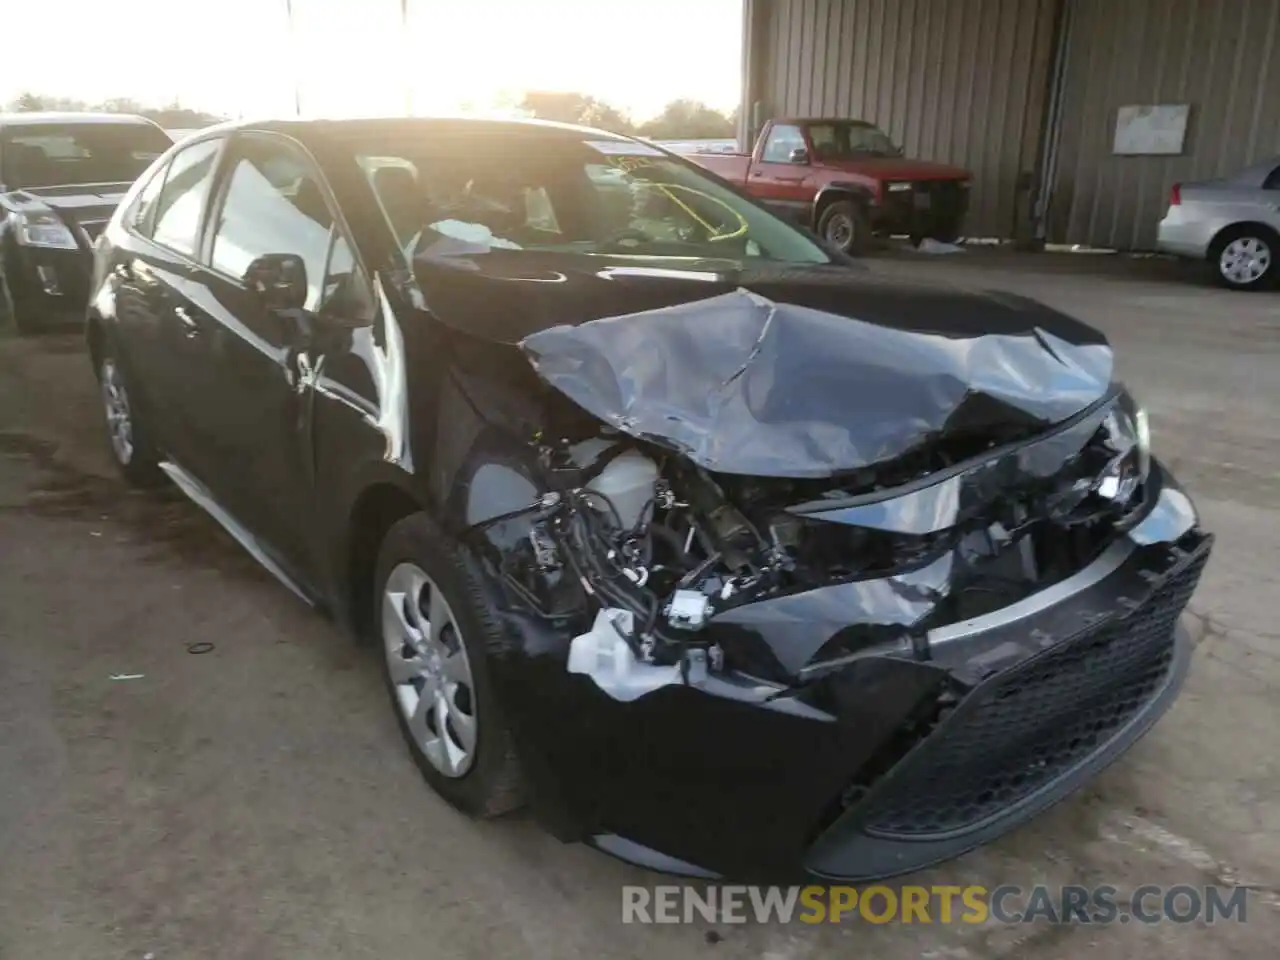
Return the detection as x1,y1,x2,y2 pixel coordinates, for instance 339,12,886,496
0,112,172,333
86,117,1211,882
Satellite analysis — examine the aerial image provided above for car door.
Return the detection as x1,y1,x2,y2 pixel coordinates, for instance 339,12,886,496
190,132,370,582
110,136,225,470
749,123,813,223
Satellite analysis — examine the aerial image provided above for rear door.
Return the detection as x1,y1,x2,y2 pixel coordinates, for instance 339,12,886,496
111,136,225,470
191,132,371,580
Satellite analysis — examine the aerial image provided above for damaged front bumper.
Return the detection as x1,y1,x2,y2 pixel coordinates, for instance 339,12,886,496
806,522,1209,881
488,462,1211,881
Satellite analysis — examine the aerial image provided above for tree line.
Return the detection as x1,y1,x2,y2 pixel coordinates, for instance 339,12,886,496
517,92,738,140
5,90,738,140
5,92,224,129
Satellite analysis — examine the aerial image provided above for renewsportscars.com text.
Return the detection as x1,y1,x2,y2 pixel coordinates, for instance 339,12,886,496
621,884,1250,925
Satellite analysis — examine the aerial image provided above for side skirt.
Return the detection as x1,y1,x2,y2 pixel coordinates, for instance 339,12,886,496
158,460,316,607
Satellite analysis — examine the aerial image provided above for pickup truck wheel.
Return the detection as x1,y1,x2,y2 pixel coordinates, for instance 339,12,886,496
818,201,872,255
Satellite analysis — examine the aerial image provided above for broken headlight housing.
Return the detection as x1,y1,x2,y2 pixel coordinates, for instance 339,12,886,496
1095,389,1151,508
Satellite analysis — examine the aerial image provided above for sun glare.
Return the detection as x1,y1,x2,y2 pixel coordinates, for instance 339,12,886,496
3,0,742,122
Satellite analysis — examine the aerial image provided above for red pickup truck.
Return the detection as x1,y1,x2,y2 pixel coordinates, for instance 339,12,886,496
688,118,971,254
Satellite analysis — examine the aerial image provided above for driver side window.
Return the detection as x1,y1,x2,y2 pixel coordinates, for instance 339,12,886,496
762,124,806,163
210,136,370,317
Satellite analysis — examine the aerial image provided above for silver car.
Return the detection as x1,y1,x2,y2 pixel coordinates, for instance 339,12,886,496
1157,157,1280,290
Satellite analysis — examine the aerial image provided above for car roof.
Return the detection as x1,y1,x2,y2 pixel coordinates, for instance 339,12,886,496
0,111,158,128
185,114,637,149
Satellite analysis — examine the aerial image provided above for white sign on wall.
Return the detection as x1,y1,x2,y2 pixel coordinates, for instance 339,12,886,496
1113,104,1190,156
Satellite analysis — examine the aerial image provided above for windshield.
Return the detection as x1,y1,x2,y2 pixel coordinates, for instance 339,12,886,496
353,133,832,265
806,122,900,160
1,122,172,189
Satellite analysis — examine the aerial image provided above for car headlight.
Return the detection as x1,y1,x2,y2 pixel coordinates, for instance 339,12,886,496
886,182,913,193
1095,390,1151,506
15,211,78,250
1133,405,1151,477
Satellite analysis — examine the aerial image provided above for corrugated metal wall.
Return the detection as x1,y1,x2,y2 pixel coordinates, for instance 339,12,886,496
1048,0,1280,249
749,0,1059,239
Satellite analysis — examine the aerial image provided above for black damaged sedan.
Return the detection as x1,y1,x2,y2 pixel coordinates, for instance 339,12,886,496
86,117,1212,881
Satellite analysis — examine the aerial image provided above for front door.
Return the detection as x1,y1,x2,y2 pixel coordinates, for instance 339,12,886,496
749,123,814,224
192,132,369,583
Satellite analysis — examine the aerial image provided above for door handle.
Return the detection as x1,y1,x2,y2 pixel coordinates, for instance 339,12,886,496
174,305,199,338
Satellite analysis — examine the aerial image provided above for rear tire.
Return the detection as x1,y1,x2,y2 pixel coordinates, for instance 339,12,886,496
1209,226,1276,290
817,200,873,256
96,340,164,487
374,512,526,818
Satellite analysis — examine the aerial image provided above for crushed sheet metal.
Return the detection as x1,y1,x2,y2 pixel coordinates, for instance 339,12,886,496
520,288,1113,478
787,392,1121,534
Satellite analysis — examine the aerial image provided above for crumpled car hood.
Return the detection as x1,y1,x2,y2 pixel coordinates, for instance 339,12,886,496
519,286,1114,478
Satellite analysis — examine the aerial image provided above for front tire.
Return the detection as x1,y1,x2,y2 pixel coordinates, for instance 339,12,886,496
375,512,525,818
1210,227,1276,290
817,200,873,256
96,342,164,486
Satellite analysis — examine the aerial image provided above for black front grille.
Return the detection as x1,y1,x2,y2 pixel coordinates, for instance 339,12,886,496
878,181,968,232
859,549,1208,838
916,181,967,221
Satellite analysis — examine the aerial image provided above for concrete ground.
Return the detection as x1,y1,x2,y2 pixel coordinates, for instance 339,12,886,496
1,251,1277,959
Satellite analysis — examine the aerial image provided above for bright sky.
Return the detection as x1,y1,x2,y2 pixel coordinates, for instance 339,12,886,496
3,0,743,121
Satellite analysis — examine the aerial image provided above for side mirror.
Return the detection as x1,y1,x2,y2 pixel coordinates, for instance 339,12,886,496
243,253,307,312
788,146,810,164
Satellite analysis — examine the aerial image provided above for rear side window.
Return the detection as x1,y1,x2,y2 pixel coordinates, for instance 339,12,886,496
127,160,169,238
152,139,221,258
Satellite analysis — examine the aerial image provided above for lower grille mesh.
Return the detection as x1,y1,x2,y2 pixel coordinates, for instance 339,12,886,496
860,550,1208,837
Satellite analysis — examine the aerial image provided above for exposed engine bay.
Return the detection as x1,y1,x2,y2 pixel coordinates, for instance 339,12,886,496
485,387,1152,697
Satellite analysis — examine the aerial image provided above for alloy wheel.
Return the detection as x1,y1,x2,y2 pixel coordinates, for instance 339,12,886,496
100,359,135,464
382,562,478,778
1219,236,1272,285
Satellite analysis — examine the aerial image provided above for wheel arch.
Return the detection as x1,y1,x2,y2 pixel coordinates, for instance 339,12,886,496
1207,220,1280,257
344,479,429,643
813,182,876,228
